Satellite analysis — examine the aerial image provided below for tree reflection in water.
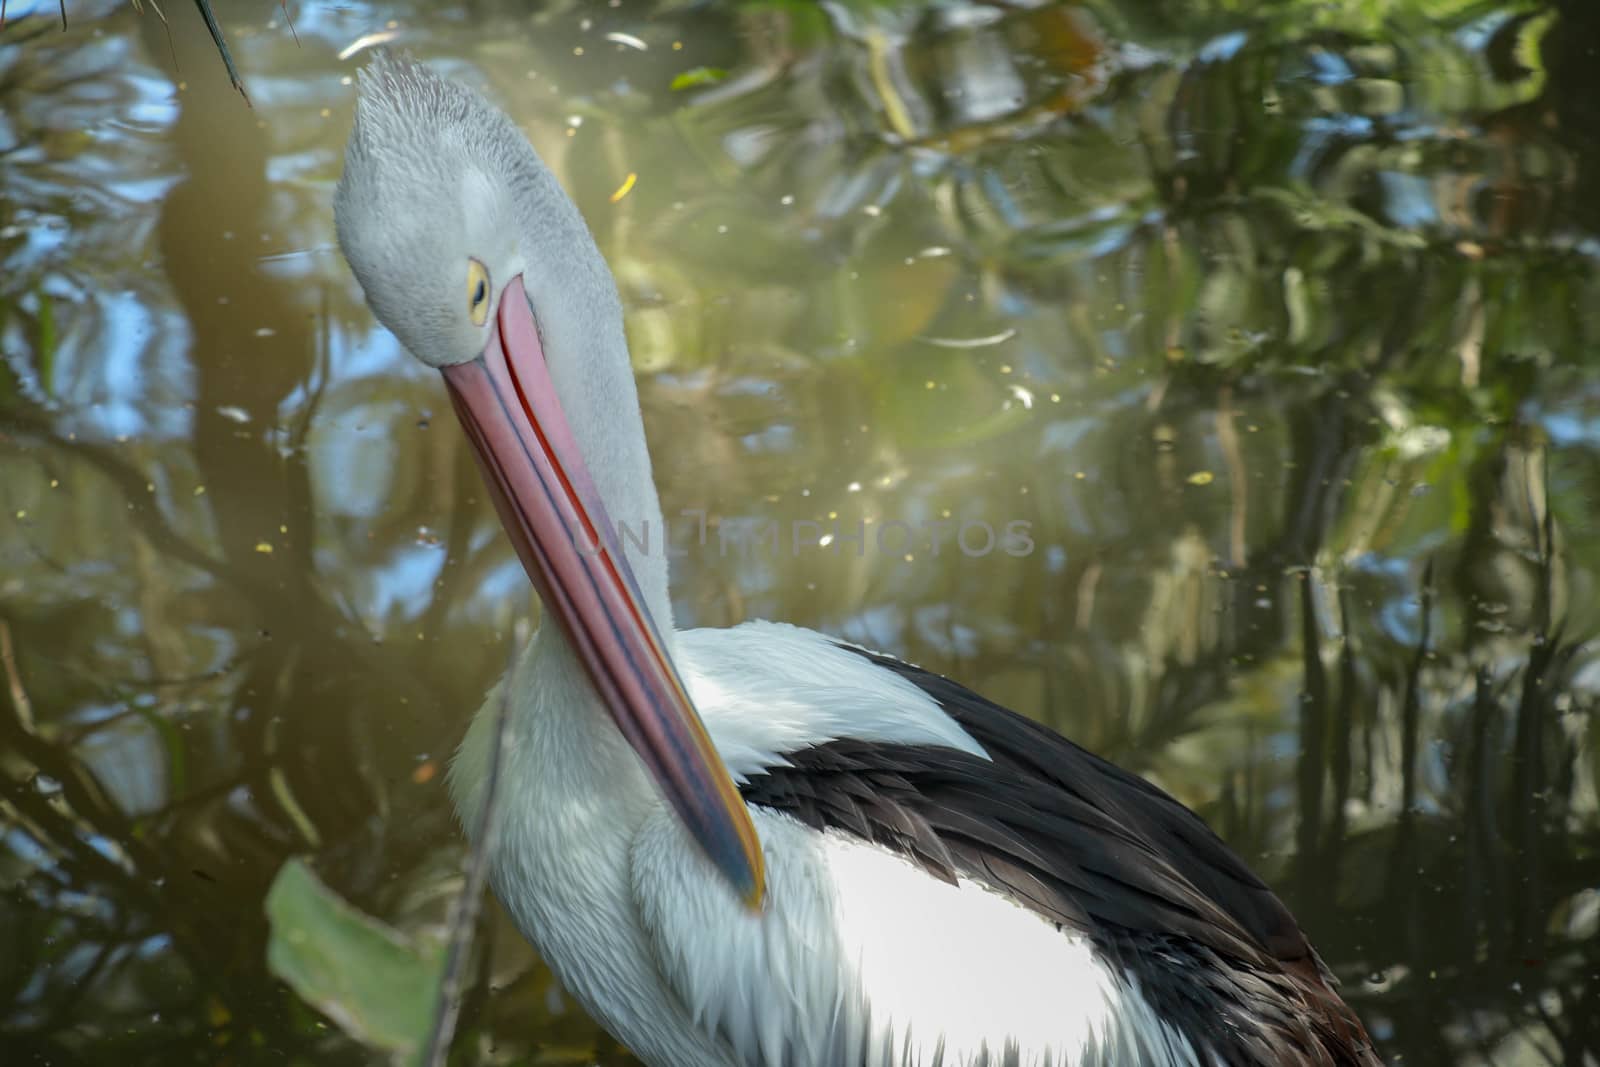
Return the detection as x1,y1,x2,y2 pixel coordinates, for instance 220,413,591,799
1,0,1597,1062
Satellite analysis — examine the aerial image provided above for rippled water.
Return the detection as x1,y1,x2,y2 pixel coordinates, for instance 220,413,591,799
3,0,1598,1062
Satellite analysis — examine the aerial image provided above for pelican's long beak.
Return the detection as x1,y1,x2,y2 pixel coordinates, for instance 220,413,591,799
439,275,764,910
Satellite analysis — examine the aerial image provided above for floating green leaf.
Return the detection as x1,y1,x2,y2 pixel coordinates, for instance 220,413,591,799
265,858,442,1059
670,66,729,91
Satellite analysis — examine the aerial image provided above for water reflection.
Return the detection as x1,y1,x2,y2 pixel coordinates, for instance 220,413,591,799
2,0,1598,1062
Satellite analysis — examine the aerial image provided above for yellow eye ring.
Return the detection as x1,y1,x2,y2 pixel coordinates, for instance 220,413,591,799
467,258,490,326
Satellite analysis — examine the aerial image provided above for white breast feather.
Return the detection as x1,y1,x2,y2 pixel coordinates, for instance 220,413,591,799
632,808,1201,1067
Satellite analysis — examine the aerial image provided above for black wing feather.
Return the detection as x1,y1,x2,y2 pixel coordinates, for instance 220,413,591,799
737,645,1382,1067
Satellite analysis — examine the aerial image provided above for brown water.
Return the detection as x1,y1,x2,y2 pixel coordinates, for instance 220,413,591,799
3,0,1599,1063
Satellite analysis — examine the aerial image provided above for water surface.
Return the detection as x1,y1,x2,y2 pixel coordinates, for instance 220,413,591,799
2,0,1598,1062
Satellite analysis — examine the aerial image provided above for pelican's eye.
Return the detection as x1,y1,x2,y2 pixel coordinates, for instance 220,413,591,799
467,258,490,326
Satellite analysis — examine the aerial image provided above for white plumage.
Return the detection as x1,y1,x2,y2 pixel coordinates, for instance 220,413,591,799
452,623,1196,1067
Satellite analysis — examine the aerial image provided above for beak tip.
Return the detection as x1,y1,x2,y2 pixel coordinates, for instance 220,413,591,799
714,827,765,914
740,868,766,915
735,818,766,913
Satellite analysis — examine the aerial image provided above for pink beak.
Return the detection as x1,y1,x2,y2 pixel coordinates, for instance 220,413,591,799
440,275,764,910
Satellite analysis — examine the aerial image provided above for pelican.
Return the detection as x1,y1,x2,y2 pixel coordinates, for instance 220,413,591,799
333,53,1382,1067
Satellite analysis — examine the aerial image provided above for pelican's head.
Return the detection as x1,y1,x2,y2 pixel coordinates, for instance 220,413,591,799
332,53,765,911
333,52,526,370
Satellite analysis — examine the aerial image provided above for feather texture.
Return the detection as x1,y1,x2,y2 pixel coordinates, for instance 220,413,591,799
733,646,1384,1067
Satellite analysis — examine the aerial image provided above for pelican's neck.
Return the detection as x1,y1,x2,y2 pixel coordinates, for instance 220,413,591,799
509,152,673,637
449,619,659,849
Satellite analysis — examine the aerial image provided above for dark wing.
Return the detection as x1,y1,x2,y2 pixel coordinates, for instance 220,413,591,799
737,646,1382,1067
